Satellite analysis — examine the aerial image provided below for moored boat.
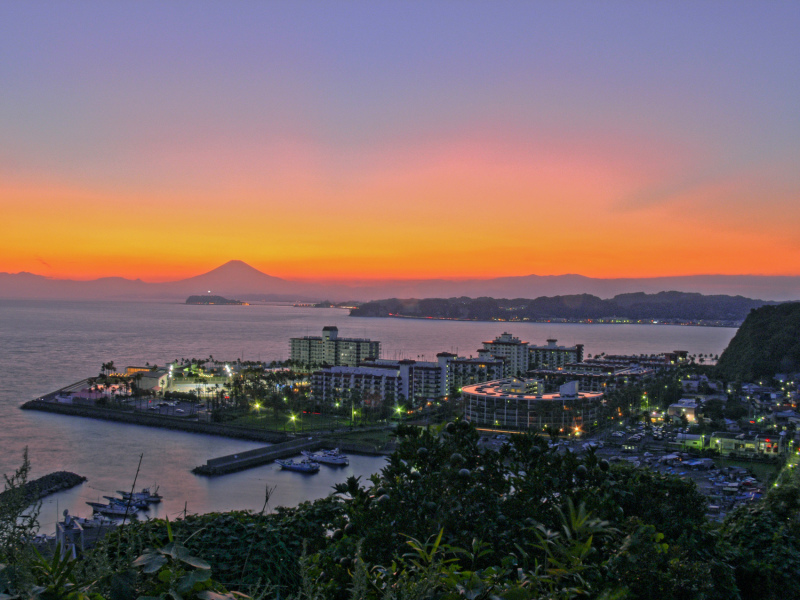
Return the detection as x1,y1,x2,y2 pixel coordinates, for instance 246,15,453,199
116,486,162,503
103,495,149,510
86,502,130,516
301,448,349,466
275,458,320,473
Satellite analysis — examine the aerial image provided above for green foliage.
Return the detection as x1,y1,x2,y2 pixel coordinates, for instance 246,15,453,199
0,449,41,593
95,500,341,595
720,503,800,600
716,302,800,381
7,421,800,600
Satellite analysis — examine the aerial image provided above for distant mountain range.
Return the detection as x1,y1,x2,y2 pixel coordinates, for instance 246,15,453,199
1,260,799,302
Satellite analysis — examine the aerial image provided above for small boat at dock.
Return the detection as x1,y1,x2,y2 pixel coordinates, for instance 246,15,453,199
116,486,162,503
86,502,131,517
301,448,349,466
275,458,320,473
103,496,149,510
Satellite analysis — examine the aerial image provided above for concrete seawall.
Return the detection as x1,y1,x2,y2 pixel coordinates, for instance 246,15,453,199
21,400,290,444
191,438,390,476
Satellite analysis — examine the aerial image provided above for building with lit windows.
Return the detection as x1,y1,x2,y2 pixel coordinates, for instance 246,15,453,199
528,339,584,370
462,379,603,432
311,353,505,407
290,326,380,367
479,332,529,377
310,365,403,406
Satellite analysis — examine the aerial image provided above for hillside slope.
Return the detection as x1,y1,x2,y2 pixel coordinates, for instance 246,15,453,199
716,302,800,381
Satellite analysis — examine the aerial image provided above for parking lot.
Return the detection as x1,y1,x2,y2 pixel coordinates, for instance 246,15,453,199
480,422,774,521
130,399,200,417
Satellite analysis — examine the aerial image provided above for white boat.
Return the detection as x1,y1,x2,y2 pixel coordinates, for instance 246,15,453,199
104,496,149,510
301,448,349,466
276,458,320,473
86,502,130,516
116,486,162,503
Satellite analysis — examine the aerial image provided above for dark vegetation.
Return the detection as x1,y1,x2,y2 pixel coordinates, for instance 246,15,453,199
4,423,800,599
350,291,775,323
716,302,800,381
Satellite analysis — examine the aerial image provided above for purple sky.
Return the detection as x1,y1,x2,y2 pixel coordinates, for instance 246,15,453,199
1,2,798,281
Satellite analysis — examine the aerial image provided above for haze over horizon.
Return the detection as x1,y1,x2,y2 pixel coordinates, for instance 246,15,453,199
2,2,799,283
4,258,800,287
3,259,800,303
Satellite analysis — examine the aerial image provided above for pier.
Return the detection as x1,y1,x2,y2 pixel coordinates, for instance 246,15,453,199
192,437,391,476
192,438,322,475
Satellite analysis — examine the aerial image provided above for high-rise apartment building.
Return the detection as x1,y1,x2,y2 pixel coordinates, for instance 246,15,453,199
528,339,584,370
480,332,530,376
289,326,380,367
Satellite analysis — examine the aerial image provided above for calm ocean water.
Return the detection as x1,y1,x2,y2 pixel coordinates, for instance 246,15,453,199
0,299,737,532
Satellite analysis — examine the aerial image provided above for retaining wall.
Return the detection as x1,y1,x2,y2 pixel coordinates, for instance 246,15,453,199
21,400,289,443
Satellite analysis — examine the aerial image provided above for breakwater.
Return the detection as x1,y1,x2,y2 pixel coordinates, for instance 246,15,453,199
0,471,86,504
193,438,390,476
21,400,290,444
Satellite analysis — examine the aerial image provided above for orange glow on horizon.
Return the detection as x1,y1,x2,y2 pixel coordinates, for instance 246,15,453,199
2,132,799,283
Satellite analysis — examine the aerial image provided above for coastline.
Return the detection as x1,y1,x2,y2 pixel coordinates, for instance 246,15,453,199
348,313,741,328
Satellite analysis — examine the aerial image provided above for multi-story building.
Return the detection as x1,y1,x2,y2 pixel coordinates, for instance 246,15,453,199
528,339,584,370
290,326,380,367
479,332,529,377
439,353,506,395
311,353,505,407
310,365,403,406
463,379,603,432
668,398,701,423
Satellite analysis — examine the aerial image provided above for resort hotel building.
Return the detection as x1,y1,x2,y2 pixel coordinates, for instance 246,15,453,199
478,333,584,377
462,379,603,433
311,353,505,406
290,326,380,367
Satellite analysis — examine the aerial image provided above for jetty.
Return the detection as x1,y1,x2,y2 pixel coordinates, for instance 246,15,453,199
192,438,389,476
0,471,87,505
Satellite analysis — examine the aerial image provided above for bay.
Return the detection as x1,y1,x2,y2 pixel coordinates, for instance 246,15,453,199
0,299,736,532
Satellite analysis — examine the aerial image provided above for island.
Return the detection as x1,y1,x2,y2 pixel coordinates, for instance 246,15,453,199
186,295,249,305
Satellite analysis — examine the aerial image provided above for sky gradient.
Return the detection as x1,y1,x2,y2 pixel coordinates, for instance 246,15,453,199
2,2,799,282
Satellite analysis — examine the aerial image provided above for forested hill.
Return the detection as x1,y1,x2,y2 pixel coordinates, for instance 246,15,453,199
349,291,775,324
716,302,800,381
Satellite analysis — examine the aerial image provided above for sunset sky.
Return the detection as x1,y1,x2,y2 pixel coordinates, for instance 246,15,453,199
1,2,799,282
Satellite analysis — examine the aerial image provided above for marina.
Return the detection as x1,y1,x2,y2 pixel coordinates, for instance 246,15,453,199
193,439,364,475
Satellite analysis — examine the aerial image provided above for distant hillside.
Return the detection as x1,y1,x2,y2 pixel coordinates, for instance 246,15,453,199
186,295,248,305
716,302,800,381
349,292,775,324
